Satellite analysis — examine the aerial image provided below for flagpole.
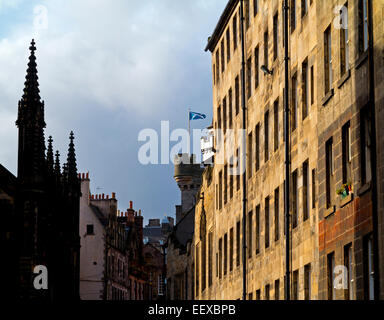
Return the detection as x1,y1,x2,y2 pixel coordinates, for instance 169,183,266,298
188,107,191,156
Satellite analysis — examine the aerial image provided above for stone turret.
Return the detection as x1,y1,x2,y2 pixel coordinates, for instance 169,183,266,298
173,153,204,223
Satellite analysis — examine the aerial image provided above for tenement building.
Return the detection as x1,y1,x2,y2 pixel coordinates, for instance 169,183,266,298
80,174,156,300
193,0,383,300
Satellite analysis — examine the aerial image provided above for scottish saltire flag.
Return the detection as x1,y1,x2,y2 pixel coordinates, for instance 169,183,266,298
189,111,206,120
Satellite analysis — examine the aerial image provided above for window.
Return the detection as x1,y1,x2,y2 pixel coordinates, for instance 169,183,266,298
208,232,213,287
248,211,253,258
304,263,311,300
196,244,200,294
229,88,233,129
236,221,241,266
303,160,309,221
255,123,260,171
253,0,258,16
327,251,335,300
236,148,240,191
202,237,206,291
265,197,270,249
218,238,222,279
248,132,253,178
224,164,228,205
274,99,279,151
324,26,332,94
230,161,234,199
256,205,260,254
157,275,164,296
344,243,353,300
312,169,316,208
255,46,259,89
248,293,253,300
216,253,218,278
264,30,269,69
216,51,220,83
224,233,228,276
226,28,231,63
293,270,299,300
247,57,252,99
291,73,298,131
363,233,375,300
358,0,369,53
217,104,222,130
302,59,309,120
221,40,225,73
86,224,94,235
212,64,215,85
256,289,261,300
233,15,238,51
326,138,334,209
290,0,296,32
273,14,278,60
274,187,280,241
340,3,349,75
265,284,270,300
310,65,314,105
292,170,298,228
223,97,227,134
275,279,280,300
264,110,269,162
360,106,372,185
245,0,250,30
235,76,240,115
230,228,234,272
219,170,223,210
342,121,352,184
301,0,308,17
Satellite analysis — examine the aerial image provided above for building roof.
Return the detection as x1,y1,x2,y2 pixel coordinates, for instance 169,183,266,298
90,204,108,227
205,0,238,52
0,164,17,195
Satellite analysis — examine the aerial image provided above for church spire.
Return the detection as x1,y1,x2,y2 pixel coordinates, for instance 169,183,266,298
47,136,54,172
66,131,78,179
55,150,61,176
22,39,41,103
16,39,46,181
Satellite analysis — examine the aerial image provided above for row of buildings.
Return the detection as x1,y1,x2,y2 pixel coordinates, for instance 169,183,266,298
79,173,172,300
0,39,171,301
166,0,384,300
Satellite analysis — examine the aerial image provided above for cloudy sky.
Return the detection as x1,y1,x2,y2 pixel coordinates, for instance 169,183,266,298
0,0,226,223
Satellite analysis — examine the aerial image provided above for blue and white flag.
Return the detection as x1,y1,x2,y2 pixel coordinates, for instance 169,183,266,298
189,111,206,120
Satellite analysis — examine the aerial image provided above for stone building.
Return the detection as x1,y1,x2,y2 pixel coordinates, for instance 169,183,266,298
166,154,204,300
194,0,383,300
79,173,154,300
0,40,81,301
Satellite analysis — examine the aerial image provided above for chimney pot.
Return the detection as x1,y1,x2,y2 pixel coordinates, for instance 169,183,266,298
106,195,109,199
86,172,89,179
130,201,133,209
102,193,105,199
112,192,116,199
82,173,85,179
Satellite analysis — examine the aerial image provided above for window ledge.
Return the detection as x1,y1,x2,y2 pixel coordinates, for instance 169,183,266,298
355,51,368,70
324,205,336,219
322,88,334,106
340,193,354,208
337,69,351,89
358,181,371,196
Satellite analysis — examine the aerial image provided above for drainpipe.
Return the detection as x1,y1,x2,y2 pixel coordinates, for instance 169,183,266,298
239,0,248,301
367,0,380,300
283,0,291,301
